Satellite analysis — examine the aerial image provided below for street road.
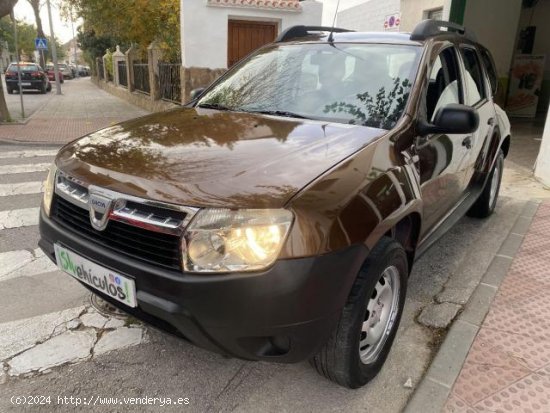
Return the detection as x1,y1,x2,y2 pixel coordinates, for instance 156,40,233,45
0,142,528,412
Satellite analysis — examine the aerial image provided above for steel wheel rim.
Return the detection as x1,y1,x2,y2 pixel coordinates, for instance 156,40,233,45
359,265,401,365
489,161,500,207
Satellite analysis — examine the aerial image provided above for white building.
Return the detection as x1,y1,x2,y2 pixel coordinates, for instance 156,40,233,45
179,0,323,99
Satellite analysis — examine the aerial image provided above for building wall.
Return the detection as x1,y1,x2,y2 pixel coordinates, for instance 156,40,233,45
180,0,323,69
337,0,400,32
462,0,522,78
535,103,550,186
400,0,445,32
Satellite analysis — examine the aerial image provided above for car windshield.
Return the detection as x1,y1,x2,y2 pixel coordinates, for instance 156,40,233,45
8,64,38,71
198,43,421,129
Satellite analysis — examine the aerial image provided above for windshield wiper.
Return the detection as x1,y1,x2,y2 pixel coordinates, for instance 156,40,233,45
247,110,308,119
197,103,233,111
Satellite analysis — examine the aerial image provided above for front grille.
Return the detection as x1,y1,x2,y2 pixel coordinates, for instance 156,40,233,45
51,195,182,270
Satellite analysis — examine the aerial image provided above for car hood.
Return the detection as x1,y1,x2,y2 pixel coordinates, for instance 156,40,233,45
56,107,387,208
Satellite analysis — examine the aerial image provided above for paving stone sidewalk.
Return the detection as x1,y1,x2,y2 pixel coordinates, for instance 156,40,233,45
443,200,550,412
407,200,550,412
0,79,149,144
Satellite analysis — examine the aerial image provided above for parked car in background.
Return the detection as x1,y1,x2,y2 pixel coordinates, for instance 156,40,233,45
77,65,90,76
39,21,510,389
69,64,77,78
57,63,73,79
45,64,64,83
4,62,52,94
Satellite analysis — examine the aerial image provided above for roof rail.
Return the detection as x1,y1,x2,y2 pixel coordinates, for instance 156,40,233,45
276,25,354,42
410,19,476,42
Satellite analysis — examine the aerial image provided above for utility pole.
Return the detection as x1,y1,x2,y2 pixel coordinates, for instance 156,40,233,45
10,10,24,118
45,0,61,94
70,7,78,78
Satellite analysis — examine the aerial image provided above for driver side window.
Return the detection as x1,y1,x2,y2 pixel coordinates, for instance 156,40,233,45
426,47,463,122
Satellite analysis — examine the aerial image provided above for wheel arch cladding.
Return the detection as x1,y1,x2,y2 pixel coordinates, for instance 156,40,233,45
501,135,511,158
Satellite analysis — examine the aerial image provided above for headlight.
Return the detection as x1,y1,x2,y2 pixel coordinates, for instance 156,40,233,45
43,163,57,216
183,208,293,273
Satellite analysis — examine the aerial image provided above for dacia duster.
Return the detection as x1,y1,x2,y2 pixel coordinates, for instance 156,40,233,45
39,21,511,388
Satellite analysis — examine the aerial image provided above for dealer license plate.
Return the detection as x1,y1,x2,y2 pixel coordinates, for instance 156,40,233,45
54,243,137,307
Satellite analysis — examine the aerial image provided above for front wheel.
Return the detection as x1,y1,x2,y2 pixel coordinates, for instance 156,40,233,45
7,88,13,94
467,149,504,218
310,237,408,388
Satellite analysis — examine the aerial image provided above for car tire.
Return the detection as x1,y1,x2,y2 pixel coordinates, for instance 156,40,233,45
467,149,504,218
310,236,408,388
47,82,52,92
7,88,13,94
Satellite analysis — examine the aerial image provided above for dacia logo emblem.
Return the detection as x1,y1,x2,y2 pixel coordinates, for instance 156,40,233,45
88,190,112,231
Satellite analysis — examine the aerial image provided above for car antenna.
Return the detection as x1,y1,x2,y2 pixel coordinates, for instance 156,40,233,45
327,0,341,44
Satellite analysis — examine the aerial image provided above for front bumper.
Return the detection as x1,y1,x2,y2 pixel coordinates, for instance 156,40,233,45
39,208,367,363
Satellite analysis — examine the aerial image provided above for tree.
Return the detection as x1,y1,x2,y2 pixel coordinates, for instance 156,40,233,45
0,0,19,122
0,0,18,18
26,0,45,67
62,0,180,61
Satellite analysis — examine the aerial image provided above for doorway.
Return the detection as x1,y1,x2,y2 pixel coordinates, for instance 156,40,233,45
227,20,277,67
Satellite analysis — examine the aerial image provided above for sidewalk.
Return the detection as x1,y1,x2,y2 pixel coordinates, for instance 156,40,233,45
0,78,149,144
407,200,550,412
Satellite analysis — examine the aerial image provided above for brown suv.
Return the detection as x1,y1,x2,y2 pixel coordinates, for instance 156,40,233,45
39,21,511,388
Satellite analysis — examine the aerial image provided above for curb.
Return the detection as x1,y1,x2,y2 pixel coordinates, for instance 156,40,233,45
404,199,542,413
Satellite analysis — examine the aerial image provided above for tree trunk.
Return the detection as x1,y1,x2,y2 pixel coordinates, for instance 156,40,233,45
28,0,46,67
0,77,11,122
0,0,18,122
0,0,19,18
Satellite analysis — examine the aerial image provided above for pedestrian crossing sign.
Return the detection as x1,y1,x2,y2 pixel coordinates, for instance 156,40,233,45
35,37,48,50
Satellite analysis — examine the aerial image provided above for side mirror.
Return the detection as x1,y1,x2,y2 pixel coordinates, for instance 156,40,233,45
418,104,479,136
190,87,206,100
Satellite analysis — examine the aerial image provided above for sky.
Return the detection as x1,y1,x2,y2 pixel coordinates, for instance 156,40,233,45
13,0,81,44
11,0,364,44
320,0,369,25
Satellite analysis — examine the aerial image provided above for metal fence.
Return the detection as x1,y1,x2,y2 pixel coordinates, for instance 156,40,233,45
118,61,128,87
132,62,150,94
158,62,181,103
97,59,104,80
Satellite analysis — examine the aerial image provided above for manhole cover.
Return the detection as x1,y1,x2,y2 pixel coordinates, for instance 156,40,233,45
90,293,127,319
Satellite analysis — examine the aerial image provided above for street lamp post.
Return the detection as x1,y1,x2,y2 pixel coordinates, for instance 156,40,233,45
46,0,61,94
70,8,78,79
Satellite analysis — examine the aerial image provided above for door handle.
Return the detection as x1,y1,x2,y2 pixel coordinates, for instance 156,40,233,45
487,117,495,126
462,136,472,149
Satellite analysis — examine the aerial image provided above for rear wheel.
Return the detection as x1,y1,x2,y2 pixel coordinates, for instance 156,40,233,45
7,88,13,94
310,237,408,388
467,149,504,218
47,82,52,92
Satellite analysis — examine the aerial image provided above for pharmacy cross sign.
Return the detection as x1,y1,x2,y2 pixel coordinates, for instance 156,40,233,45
35,37,48,50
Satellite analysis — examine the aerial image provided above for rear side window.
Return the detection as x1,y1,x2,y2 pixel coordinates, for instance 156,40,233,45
460,48,486,105
480,49,498,97
8,64,38,72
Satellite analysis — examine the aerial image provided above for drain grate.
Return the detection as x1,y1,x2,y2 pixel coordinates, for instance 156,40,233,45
90,293,127,319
